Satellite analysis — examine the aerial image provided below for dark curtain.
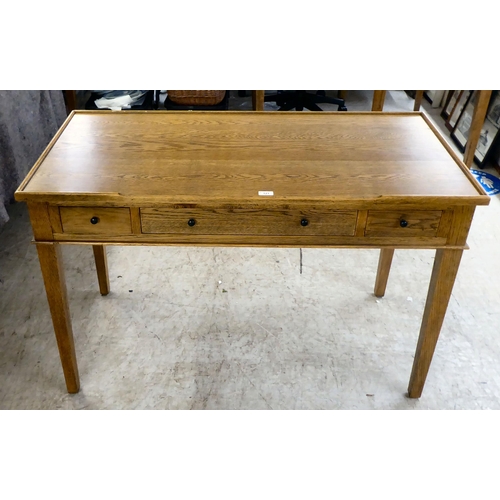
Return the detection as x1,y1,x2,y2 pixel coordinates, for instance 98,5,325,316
0,90,67,226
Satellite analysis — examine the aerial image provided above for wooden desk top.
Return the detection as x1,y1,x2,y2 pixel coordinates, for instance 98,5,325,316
16,111,488,206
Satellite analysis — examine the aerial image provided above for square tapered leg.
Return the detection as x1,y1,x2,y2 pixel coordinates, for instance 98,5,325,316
93,245,110,295
408,249,463,398
36,242,80,393
374,249,395,298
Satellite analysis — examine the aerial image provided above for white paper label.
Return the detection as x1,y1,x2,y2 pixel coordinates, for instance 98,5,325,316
258,191,274,196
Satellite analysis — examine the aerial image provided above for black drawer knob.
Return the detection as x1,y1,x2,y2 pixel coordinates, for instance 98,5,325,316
301,219,309,227
400,219,408,228
187,218,196,227
90,216,100,225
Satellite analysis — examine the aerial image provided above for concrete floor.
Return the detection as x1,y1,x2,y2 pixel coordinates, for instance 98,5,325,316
2,90,500,410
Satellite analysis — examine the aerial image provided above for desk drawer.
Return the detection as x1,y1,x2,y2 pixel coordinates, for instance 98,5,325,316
140,207,357,236
365,210,442,237
60,207,132,235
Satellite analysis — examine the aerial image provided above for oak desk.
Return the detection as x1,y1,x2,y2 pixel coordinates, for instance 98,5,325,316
15,111,489,397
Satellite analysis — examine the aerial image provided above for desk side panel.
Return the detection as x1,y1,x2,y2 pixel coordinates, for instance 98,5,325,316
27,202,54,241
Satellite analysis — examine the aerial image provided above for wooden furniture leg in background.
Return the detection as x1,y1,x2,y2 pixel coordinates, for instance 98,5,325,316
93,245,110,296
63,90,77,114
36,242,80,393
374,249,394,298
413,90,424,111
463,90,493,168
252,90,265,111
407,249,464,398
372,90,387,111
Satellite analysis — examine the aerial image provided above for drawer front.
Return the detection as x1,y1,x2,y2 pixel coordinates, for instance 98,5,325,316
140,207,357,236
365,210,442,237
60,207,132,235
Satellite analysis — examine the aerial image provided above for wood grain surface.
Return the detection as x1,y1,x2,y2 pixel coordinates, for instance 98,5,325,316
374,248,395,297
408,248,464,398
36,242,80,393
140,207,357,236
365,210,442,237
60,207,132,234
15,111,488,206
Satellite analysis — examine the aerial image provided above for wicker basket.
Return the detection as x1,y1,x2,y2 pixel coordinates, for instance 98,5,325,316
167,90,226,106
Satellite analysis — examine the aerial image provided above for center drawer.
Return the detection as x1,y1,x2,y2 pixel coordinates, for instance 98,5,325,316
140,207,357,236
